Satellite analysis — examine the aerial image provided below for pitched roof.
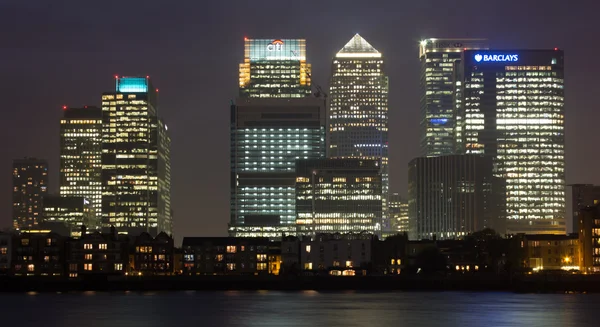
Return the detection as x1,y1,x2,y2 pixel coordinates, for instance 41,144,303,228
336,34,381,57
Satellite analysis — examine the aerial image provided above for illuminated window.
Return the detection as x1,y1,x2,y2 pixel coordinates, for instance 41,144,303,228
0,247,6,255
114,263,123,271
28,264,35,272
304,262,313,270
226,246,237,253
84,263,93,271
216,254,224,262
99,244,107,250
21,239,29,246
84,244,93,250
257,263,267,270
257,254,267,262
227,263,236,271
85,254,93,260
390,259,395,265
346,261,353,268
296,177,309,183
305,245,311,253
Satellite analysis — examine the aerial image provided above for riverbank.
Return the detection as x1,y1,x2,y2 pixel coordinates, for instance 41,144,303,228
1,274,599,293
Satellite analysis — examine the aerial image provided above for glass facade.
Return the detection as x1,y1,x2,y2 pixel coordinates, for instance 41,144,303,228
389,193,409,233
42,195,94,237
101,76,172,236
239,39,311,98
328,34,389,233
230,98,326,238
460,50,566,234
60,106,103,228
408,155,506,240
12,158,48,230
419,38,488,157
295,159,382,235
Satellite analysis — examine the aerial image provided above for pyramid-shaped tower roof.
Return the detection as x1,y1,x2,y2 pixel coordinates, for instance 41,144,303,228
336,34,382,58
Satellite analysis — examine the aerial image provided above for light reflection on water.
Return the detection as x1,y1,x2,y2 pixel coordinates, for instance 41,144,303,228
0,291,596,327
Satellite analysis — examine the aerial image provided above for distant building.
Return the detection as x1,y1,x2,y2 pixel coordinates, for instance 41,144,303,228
520,234,579,271
182,237,275,275
239,38,312,98
60,106,103,226
66,226,129,278
0,233,12,275
408,155,506,240
18,221,71,237
42,195,95,237
299,233,375,276
418,38,487,157
571,184,600,233
328,34,390,230
131,232,175,276
229,97,326,238
389,193,409,233
458,49,566,234
101,76,172,236
295,159,382,235
578,205,600,272
12,232,66,277
12,158,48,231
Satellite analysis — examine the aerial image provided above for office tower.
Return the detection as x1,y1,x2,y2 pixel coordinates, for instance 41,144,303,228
60,106,102,227
408,155,506,240
570,184,600,233
42,195,94,237
418,38,488,156
578,205,600,272
12,158,48,230
101,76,172,236
328,34,389,231
239,38,311,98
389,193,409,233
229,97,326,238
459,49,565,234
295,159,382,235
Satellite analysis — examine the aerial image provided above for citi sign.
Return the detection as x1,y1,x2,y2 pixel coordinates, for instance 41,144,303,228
267,39,284,51
474,53,519,62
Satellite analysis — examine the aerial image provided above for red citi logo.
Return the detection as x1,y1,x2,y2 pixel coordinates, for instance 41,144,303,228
266,39,284,51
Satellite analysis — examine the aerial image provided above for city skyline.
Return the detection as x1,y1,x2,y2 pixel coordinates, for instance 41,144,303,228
2,0,597,240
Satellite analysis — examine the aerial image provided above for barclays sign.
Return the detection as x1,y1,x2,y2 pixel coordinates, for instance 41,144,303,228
474,53,519,62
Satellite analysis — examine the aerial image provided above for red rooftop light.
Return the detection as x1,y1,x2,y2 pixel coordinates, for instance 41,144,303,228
554,47,558,51
156,88,159,92
62,105,67,110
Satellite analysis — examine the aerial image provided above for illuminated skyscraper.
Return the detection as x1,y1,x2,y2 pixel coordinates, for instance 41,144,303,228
459,49,566,234
229,98,326,238
239,38,311,98
295,159,382,235
60,106,102,227
419,38,487,156
101,76,172,236
12,158,48,230
42,195,94,237
328,34,389,233
231,38,325,239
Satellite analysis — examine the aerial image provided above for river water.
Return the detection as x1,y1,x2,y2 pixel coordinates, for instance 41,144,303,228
0,291,595,326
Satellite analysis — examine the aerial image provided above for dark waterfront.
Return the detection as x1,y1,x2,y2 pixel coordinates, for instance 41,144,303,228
0,291,597,327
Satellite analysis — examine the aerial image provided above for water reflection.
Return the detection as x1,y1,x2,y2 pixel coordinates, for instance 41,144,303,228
0,291,596,327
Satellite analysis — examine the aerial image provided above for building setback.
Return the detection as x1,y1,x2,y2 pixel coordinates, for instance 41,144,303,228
458,49,566,234
328,34,390,229
408,155,506,240
60,106,103,227
230,98,326,238
295,159,382,235
101,76,172,236
418,38,488,157
12,158,48,231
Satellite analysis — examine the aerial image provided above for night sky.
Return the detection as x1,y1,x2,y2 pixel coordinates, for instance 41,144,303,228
2,0,598,240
